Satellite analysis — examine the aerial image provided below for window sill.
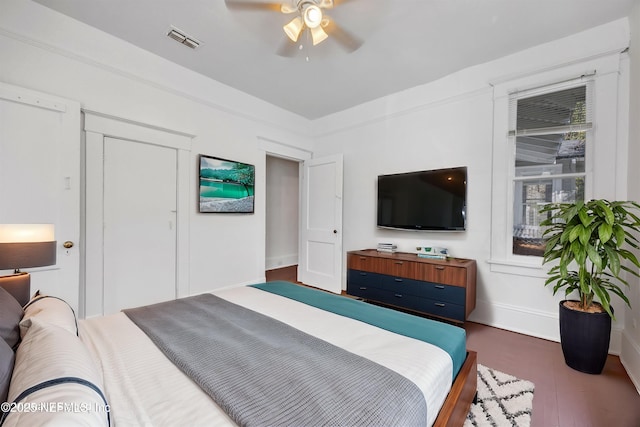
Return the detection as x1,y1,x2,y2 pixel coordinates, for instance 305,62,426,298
487,258,548,278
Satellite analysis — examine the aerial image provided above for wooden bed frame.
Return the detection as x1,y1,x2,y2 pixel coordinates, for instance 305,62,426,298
434,350,478,426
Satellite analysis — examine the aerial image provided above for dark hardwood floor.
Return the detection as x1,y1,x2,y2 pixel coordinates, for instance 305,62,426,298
465,322,640,427
266,265,640,427
265,265,299,283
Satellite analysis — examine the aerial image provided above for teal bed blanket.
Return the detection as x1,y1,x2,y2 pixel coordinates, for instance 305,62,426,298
251,281,467,379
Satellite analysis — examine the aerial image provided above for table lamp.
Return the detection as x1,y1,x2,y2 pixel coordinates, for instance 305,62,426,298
0,224,56,304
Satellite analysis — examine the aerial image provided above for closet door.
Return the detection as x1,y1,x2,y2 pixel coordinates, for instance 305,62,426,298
0,83,81,310
102,137,177,313
84,114,191,317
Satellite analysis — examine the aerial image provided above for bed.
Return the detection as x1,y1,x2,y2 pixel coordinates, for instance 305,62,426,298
0,279,477,427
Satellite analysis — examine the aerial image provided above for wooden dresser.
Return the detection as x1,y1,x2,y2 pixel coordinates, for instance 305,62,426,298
346,249,477,323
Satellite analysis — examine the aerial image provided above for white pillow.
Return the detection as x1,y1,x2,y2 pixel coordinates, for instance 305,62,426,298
19,296,78,338
3,318,109,427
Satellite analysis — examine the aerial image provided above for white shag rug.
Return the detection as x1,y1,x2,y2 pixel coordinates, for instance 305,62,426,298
464,364,535,427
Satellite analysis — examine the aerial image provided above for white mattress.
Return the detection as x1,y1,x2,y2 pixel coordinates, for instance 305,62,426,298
79,286,453,427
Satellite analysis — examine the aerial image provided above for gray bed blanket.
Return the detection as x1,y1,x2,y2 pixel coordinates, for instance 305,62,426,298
123,292,427,427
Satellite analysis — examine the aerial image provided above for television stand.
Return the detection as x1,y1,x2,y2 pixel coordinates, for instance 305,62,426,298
346,249,476,323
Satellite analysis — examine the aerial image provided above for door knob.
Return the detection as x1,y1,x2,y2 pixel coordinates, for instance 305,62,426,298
63,241,74,249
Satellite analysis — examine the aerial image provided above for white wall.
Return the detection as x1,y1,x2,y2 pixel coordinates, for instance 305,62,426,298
622,0,640,392
312,19,632,351
0,0,314,305
266,156,299,270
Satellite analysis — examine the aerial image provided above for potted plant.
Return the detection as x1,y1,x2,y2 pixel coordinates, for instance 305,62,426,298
540,199,640,374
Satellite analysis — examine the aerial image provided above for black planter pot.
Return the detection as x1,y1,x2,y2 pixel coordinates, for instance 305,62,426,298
559,300,612,374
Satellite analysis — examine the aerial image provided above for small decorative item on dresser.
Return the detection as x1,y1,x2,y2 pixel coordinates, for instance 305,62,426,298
416,246,449,260
376,242,397,253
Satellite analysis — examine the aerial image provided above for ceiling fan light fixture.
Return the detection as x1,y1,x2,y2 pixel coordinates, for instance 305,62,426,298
303,4,323,28
309,25,328,45
283,16,304,42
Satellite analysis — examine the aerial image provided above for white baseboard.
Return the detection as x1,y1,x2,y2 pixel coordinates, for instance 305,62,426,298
265,254,298,271
469,299,623,355
621,330,640,394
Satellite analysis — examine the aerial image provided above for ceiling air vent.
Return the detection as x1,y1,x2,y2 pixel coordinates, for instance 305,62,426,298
167,27,201,49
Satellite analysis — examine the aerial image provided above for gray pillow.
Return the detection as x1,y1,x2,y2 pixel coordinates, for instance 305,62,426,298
0,286,24,349
0,338,14,403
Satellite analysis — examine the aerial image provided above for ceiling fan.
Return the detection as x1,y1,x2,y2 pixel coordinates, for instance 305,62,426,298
225,0,362,55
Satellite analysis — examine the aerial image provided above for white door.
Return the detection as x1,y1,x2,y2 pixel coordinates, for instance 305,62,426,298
298,154,343,293
0,83,80,310
103,137,177,313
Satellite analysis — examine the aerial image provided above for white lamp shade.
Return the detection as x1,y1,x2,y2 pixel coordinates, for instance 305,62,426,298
310,25,329,45
283,16,304,42
0,224,55,243
303,5,323,29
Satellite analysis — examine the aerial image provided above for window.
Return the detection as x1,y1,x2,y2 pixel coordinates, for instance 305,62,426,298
489,53,624,276
510,85,591,257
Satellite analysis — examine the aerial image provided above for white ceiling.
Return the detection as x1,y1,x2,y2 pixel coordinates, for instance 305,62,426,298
33,0,634,119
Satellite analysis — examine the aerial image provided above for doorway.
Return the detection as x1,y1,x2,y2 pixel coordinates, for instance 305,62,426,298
260,138,343,293
265,155,300,282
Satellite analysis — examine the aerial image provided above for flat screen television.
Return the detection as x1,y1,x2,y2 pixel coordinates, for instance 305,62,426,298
377,166,467,231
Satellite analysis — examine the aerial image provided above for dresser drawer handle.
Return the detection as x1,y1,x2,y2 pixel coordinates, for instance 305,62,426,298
434,285,445,289
359,257,368,261
435,266,445,270
359,272,368,276
394,278,403,282
394,294,403,298
394,261,404,265
359,287,367,290
434,303,446,307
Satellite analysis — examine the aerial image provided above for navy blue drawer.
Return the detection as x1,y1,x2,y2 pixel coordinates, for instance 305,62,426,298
359,288,466,322
346,269,467,322
422,282,465,304
347,269,385,287
354,287,408,309
380,277,465,304
347,282,391,302
378,276,423,295
399,295,465,322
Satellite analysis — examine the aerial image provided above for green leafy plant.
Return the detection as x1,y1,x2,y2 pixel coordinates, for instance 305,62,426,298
540,199,640,319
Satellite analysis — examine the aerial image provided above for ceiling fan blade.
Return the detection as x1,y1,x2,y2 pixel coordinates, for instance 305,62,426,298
323,17,362,52
332,0,359,6
224,0,283,12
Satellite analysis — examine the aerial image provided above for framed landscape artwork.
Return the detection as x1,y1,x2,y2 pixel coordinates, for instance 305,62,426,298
199,154,255,213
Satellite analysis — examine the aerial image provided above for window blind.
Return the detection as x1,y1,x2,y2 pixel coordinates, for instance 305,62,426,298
508,83,593,137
